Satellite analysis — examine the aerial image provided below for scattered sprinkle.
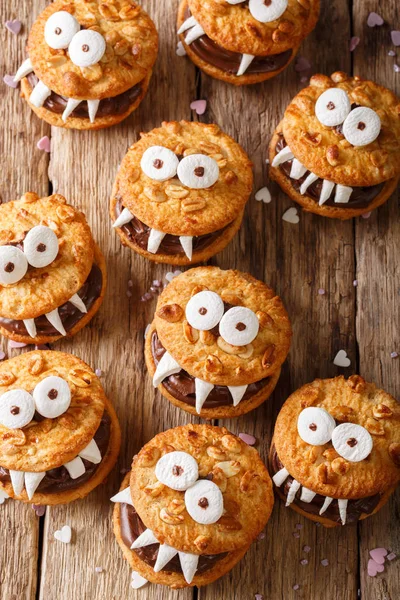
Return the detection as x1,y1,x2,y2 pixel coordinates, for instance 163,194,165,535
126,290,132,298
239,432,257,446
300,76,309,84
54,525,72,544
0,489,9,504
3,74,18,88
257,531,266,541
318,288,325,295
295,56,311,72
388,50,396,56
390,352,398,359
300,558,308,565
265,158,270,165
152,279,162,288
37,136,51,153
349,36,360,51
367,558,384,577
95,567,103,573
190,99,207,115
5,19,22,35
391,31,400,46
165,270,182,283
303,545,311,553
255,595,264,600
95,369,103,377
0,351,5,361
387,552,396,561
321,559,329,567
369,548,387,564
120,467,129,475
8,340,27,349
32,504,46,516
176,41,186,56
140,292,152,302
296,523,302,530
367,12,384,27
293,584,300,591
282,207,299,224
333,349,351,367
292,531,300,538
353,279,358,287
127,279,133,288
362,211,372,219
255,186,271,204
394,64,400,73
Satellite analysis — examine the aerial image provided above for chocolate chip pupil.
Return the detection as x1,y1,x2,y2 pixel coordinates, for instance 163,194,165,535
327,101,335,110
198,497,209,509
236,322,246,331
48,389,58,400
194,166,205,177
82,44,89,52
309,423,317,431
347,437,358,447
357,122,366,130
55,27,61,35
37,243,46,253
172,465,183,476
199,307,207,315
153,159,164,169
4,262,15,273
10,406,20,415
264,0,273,6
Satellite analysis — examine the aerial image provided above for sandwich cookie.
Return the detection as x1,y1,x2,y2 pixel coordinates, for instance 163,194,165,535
112,424,274,588
145,267,291,418
0,351,121,505
0,192,106,345
270,376,400,526
269,72,400,218
13,0,158,129
110,121,253,265
177,0,320,85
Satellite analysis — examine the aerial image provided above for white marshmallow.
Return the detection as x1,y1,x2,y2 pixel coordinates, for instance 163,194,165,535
185,290,224,331
342,106,381,146
155,450,199,491
338,499,348,525
0,390,35,429
249,0,288,23
177,16,198,34
331,423,373,462
219,306,259,346
0,246,28,285
315,88,351,126
87,99,100,123
45,11,80,49
24,225,59,268
33,375,71,419
68,30,106,67
64,456,85,479
131,571,148,589
177,154,219,189
184,480,224,524
297,407,336,446
141,146,179,181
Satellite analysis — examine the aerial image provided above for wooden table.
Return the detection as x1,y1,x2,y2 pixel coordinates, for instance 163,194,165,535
0,1,399,599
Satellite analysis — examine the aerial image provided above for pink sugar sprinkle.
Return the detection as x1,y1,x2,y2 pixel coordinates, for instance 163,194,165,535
387,552,396,561
95,566,103,573
95,369,103,377
367,12,384,28
394,64,400,73
293,585,300,591
8,341,27,348
3,74,18,88
353,280,358,287
318,288,325,295
349,36,360,52
388,50,396,56
303,545,311,553
321,559,329,567
255,595,264,600
0,351,5,361
238,432,256,446
391,31,400,46
257,531,266,541
390,352,398,359
293,532,300,538
296,523,302,530
362,211,372,219
126,290,132,298
300,559,308,565
32,504,46,516
127,279,133,288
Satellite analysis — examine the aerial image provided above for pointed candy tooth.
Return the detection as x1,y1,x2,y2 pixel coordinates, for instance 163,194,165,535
272,467,289,487
64,456,85,479
290,159,307,180
286,479,301,506
228,385,248,407
24,472,46,500
334,184,353,204
338,499,348,525
177,15,198,34
153,351,181,387
45,308,67,336
78,439,101,464
185,24,205,45
179,236,193,261
300,172,319,195
319,496,333,515
29,80,52,108
195,378,214,414
9,470,25,496
69,293,87,314
319,180,335,205
0,488,9,503
131,528,159,550
237,54,255,76
271,145,295,167
300,486,317,503
62,98,82,122
23,318,37,339
113,207,134,228
178,552,199,584
110,486,133,506
14,58,33,82
87,99,100,123
131,571,148,589
154,544,178,572
147,229,166,254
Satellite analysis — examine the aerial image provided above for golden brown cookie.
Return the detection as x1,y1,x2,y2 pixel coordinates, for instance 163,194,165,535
270,375,400,526
269,72,400,219
0,351,121,505
13,0,158,130
0,192,106,344
110,121,253,265
111,424,273,588
144,266,291,418
177,0,319,86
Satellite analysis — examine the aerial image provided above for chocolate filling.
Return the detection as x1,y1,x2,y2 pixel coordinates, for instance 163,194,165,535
27,73,143,119
0,263,102,337
115,197,228,256
0,411,111,494
275,135,385,209
151,330,271,408
270,444,381,524
120,501,227,574
184,8,293,75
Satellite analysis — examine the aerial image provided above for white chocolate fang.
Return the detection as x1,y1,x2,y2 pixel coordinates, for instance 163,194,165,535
272,467,289,487
195,378,214,414
228,385,248,407
300,172,318,195
179,236,193,261
113,207,134,228
319,180,335,205
177,15,198,34
154,544,178,572
290,159,307,180
45,308,67,336
110,486,133,506
300,486,316,503
179,552,199,584
286,479,301,506
153,351,181,387
29,80,52,108
237,54,255,77
24,471,46,500
338,498,348,525
14,58,33,82
9,470,25,496
334,184,353,204
69,293,87,314
64,456,85,479
0,488,9,503
319,496,333,515
271,145,294,167
23,319,37,339
147,229,166,254
131,528,159,550
78,439,101,464
185,24,205,45
87,99,100,123
62,98,82,122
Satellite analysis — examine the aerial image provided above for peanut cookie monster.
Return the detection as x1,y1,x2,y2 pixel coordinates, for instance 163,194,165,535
111,424,274,588
269,72,400,219
145,267,291,418
0,192,106,345
270,376,400,527
177,0,319,85
13,0,158,130
0,351,121,505
111,121,253,265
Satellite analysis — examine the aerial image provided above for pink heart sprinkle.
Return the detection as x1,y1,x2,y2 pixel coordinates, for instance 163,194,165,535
37,136,51,153
367,12,384,27
321,559,329,567
190,99,207,115
0,351,5,361
303,545,311,553
349,36,360,52
394,64,400,73
5,20,22,35
318,288,325,295
32,504,46,517
8,340,27,348
369,548,387,565
387,552,396,561
391,31,400,46
367,558,385,576
95,369,103,377
3,74,18,89
295,56,311,72
238,432,256,446
293,585,300,591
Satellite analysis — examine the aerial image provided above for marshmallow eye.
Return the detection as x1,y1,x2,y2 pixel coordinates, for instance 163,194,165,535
33,376,71,419
155,450,199,491
219,306,259,346
331,423,373,462
23,226,59,268
177,154,219,189
140,146,179,181
0,390,35,429
342,107,381,146
184,480,224,525
226,0,246,4
248,0,288,23
68,29,106,67
185,291,224,331
44,11,80,50
297,407,336,445
315,88,351,126
0,246,28,285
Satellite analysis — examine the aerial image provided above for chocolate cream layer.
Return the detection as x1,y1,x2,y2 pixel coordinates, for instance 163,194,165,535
270,444,381,525
0,263,103,337
184,8,293,74
115,197,228,256
120,501,227,574
0,411,111,494
27,73,143,119
275,135,384,209
152,330,271,408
